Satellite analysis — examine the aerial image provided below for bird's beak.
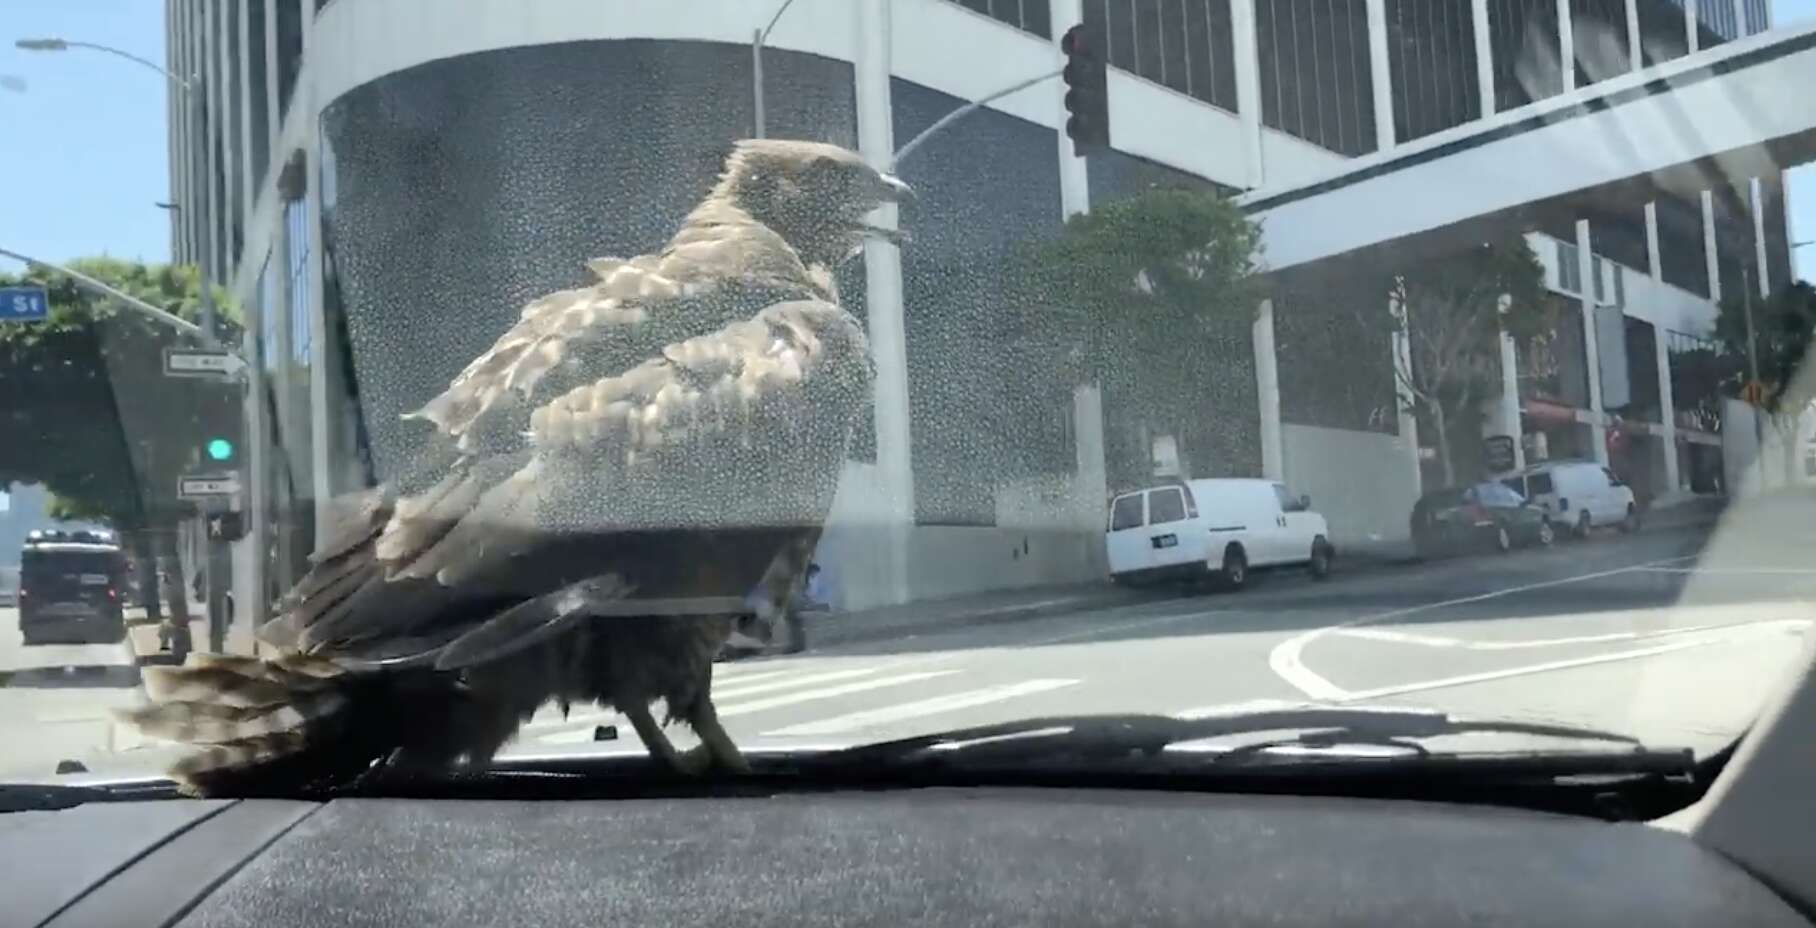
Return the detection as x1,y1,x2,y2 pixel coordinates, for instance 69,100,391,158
877,172,914,203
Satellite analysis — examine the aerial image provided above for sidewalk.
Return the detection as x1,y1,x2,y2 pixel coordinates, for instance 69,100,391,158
807,582,1157,649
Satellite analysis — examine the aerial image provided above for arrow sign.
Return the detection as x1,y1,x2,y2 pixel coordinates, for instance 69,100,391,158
179,473,242,498
0,286,48,323
164,347,248,378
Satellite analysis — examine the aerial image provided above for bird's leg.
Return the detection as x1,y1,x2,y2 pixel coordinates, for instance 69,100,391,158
686,695,750,774
622,700,711,776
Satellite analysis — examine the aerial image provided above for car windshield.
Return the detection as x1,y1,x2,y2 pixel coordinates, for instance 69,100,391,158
1,1,1813,807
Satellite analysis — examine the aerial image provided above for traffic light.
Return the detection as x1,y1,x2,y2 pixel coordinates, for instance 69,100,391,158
193,381,245,470
1061,24,1111,155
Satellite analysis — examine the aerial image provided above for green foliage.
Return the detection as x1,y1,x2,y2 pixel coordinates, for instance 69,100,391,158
1004,188,1261,482
0,257,242,530
1714,280,1816,417
1385,237,1548,485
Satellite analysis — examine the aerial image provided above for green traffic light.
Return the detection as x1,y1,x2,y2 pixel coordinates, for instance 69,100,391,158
206,438,234,462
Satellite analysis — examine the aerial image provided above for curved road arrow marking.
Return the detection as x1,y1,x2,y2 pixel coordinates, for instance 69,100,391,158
1268,555,1699,701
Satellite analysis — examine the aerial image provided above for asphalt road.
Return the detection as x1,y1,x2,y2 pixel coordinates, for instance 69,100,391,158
3,501,1812,783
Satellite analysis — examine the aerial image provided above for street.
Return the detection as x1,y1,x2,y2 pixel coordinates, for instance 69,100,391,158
2,505,1811,782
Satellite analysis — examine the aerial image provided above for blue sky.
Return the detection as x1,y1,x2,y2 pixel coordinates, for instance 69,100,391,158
2,1,1816,276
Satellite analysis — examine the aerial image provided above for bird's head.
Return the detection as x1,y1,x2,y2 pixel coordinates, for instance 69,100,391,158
713,139,913,268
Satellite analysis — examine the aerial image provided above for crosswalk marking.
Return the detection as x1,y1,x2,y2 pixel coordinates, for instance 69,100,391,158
764,678,1079,737
717,670,958,718
708,668,793,687
713,667,881,700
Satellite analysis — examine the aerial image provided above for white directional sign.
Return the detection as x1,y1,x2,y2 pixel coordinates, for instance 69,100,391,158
164,347,247,378
179,473,242,498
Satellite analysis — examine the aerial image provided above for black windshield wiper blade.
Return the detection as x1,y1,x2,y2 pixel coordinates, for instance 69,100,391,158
0,779,180,813
805,707,1691,774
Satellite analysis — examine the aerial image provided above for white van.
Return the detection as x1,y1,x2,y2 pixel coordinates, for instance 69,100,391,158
1501,460,1638,537
1105,478,1333,590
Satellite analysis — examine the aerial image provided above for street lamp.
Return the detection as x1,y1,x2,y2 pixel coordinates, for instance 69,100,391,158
14,36,218,347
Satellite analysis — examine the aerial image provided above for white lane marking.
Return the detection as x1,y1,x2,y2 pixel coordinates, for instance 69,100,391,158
1637,566,1816,575
713,667,881,699
1333,622,1800,702
765,679,1080,736
1334,618,1809,651
717,670,958,718
1175,698,1319,720
1267,555,1699,701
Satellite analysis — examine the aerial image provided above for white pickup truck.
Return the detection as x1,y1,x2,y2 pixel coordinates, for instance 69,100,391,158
1105,478,1333,590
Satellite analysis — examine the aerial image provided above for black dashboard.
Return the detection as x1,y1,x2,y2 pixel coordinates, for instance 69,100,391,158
4,788,1808,927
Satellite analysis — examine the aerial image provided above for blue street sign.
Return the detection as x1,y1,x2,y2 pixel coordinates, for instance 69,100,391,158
0,286,49,323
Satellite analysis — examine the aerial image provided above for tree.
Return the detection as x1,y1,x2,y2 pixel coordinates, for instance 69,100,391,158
0,257,239,626
1715,280,1816,484
1383,238,1548,488
1007,187,1261,484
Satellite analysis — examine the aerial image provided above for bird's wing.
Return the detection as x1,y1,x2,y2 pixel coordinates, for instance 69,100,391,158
408,220,819,455
277,297,871,661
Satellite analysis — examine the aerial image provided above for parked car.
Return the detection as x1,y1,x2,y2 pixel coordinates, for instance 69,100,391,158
1105,478,1333,591
1501,460,1639,538
1410,481,1555,558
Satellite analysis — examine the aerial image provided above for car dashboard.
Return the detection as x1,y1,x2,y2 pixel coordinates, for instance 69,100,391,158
4,787,1807,927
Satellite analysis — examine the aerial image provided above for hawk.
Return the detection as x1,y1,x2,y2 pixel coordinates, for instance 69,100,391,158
127,139,911,795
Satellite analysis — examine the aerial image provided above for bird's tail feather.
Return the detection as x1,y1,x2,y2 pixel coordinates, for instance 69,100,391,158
120,653,471,796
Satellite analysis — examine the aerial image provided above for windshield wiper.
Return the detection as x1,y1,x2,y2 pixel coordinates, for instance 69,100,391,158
0,779,180,813
802,706,1694,777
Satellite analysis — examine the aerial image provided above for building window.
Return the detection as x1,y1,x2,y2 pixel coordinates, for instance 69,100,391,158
1387,0,1481,143
1254,0,1376,154
1655,193,1710,297
1592,255,1607,302
1636,0,1689,66
1743,0,1769,35
1085,0,1239,112
285,199,311,364
1571,0,1631,86
276,0,303,122
1556,240,1583,293
1695,0,1738,47
1489,0,1563,111
952,0,1052,38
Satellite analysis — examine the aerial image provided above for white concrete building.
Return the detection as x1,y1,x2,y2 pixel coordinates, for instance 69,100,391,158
166,0,1797,620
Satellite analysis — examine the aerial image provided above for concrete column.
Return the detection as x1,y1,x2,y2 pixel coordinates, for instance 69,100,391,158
1750,176,1770,297
1497,295,1526,472
1558,0,1576,91
1646,200,1680,490
1253,299,1284,481
1391,289,1422,488
1052,0,1106,528
1366,0,1396,151
1577,218,1609,464
1686,0,1700,54
1472,0,1495,116
266,0,281,160
1626,0,1642,71
1655,324,1681,490
1701,189,1722,302
1230,0,1265,180
855,0,912,606
1645,200,1662,278
1073,384,1107,527
1732,0,1748,37
297,0,312,52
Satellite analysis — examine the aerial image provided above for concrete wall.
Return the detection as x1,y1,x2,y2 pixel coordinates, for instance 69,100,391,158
818,463,1103,612
1282,422,1421,550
